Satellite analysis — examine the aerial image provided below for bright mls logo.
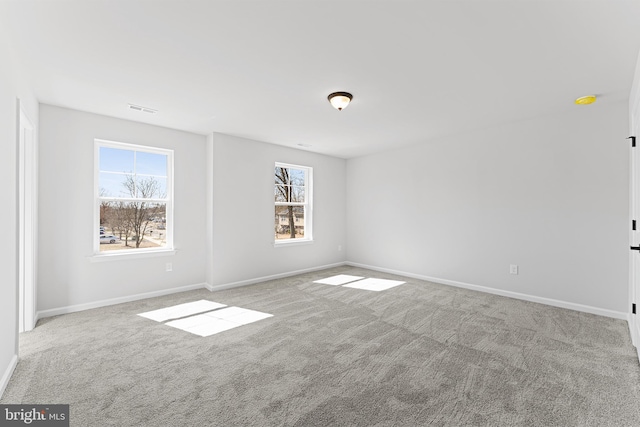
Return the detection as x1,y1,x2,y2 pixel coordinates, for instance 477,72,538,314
0,405,69,426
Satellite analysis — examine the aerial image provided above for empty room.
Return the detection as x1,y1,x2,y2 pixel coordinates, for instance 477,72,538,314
2,0,640,425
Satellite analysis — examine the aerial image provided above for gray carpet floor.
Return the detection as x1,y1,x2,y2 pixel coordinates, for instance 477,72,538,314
3,266,640,426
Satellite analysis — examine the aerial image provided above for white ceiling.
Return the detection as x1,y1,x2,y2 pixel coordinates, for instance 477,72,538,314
3,0,640,158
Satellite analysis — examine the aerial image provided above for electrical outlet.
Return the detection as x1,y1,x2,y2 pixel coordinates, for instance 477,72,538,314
510,264,518,275
166,262,173,272
338,245,342,251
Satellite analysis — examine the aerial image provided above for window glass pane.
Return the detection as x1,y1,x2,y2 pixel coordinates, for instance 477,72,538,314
275,185,289,202
275,167,290,185
99,172,131,198
290,185,305,203
135,175,165,199
100,173,166,199
136,151,167,176
154,177,167,198
100,147,134,173
289,168,305,185
99,201,167,252
274,206,305,240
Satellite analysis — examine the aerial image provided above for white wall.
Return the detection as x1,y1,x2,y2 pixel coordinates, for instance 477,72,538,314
37,105,207,313
0,29,38,397
209,133,347,287
0,53,19,399
347,102,630,316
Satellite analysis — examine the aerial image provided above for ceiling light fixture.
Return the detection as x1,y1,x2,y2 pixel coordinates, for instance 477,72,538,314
575,95,596,105
328,92,353,111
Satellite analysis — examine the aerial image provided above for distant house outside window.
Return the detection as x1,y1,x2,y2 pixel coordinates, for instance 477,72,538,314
95,139,173,254
274,162,312,244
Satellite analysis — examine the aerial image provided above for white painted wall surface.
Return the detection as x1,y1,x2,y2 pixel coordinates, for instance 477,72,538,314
0,28,39,397
37,105,207,312
347,102,629,314
210,133,347,287
0,58,19,398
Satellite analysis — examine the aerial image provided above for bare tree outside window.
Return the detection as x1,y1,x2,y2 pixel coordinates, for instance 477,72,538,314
121,175,165,247
101,200,132,244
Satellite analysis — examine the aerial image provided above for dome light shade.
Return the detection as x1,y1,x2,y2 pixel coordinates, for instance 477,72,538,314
575,95,596,105
328,92,353,111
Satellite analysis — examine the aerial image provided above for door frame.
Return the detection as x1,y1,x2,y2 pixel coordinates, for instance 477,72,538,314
630,93,640,357
17,100,36,332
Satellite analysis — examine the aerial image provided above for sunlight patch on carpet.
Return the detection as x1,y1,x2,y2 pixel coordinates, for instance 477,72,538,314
137,300,227,322
166,306,273,337
139,301,274,337
166,314,239,337
312,274,364,286
204,306,274,325
313,275,406,291
342,278,406,292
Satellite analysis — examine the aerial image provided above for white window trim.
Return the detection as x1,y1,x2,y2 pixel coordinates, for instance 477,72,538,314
92,139,174,259
274,162,313,246
272,239,314,248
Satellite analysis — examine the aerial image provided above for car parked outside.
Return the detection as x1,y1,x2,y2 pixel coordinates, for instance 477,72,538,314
100,235,118,244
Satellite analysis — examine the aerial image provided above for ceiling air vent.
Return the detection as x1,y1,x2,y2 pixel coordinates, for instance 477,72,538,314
128,104,157,114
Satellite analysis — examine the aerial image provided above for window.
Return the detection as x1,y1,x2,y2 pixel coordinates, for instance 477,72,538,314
274,163,312,244
95,140,173,254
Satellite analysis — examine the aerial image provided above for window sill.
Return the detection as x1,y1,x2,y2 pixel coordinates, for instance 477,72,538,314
273,239,314,248
89,248,176,262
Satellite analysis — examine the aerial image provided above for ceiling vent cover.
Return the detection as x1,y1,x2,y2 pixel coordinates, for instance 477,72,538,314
128,104,157,114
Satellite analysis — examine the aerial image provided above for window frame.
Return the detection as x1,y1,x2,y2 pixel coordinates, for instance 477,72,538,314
93,139,174,257
274,162,313,246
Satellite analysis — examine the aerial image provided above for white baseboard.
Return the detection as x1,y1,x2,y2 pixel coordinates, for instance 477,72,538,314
205,262,347,292
346,262,628,320
0,354,18,399
629,316,640,360
36,262,347,319
37,283,208,319
33,260,627,322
